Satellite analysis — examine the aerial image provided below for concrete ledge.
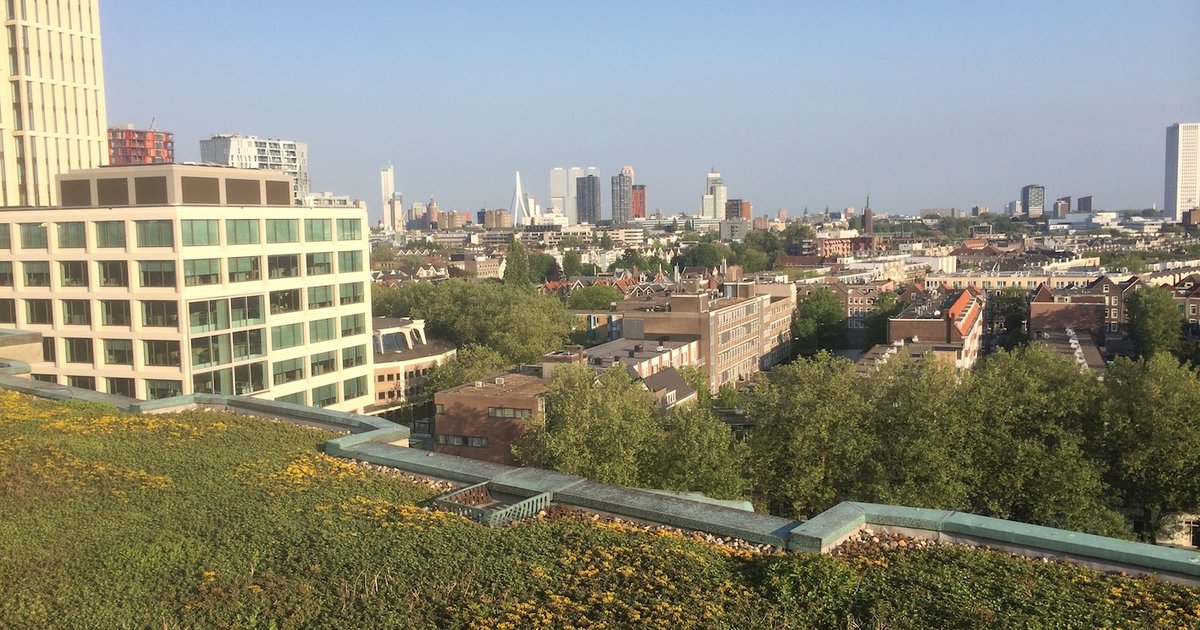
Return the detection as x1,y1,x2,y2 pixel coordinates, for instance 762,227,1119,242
849,502,955,531
0,359,32,376
788,502,866,553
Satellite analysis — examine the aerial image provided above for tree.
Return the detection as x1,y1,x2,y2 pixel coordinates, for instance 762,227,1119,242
370,242,398,266
514,364,662,487
1126,285,1184,360
677,365,712,406
1099,356,1200,543
651,403,748,500
418,345,507,403
528,252,561,284
861,292,902,347
673,242,732,270
990,286,1030,349
792,288,846,356
504,237,532,291
744,355,871,517
598,233,613,250
567,284,623,310
562,251,584,277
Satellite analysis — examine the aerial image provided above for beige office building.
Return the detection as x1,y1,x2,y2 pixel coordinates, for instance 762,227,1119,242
1,0,108,207
0,164,374,412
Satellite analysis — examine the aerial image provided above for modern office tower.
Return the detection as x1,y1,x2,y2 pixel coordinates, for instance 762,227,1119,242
1005,201,1022,217
700,171,727,219
200,134,310,204
1054,196,1071,218
1021,185,1045,219
0,164,374,412
631,184,647,219
549,166,596,225
108,126,174,165
725,199,751,221
1,0,108,206
611,165,634,225
409,201,426,229
549,167,567,221
576,174,602,225
1078,196,1094,213
1166,123,1200,221
380,166,403,233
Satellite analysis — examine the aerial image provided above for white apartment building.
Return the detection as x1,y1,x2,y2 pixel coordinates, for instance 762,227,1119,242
1165,122,1199,222
200,134,310,204
1,0,108,206
0,164,373,413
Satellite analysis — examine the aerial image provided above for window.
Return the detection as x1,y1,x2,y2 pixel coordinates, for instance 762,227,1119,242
57,222,85,248
226,219,259,245
307,285,334,309
304,218,331,242
0,223,9,249
191,334,231,368
276,391,306,405
183,258,221,286
269,288,301,314
487,407,534,419
0,261,11,286
341,313,365,337
228,256,260,282
60,261,88,287
62,300,90,325
435,404,444,415
309,317,336,343
342,344,366,369
141,300,179,327
310,351,336,376
106,377,136,398
19,223,47,249
180,220,219,246
234,362,267,395
468,436,489,448
231,296,264,327
26,299,52,324
188,299,229,333
312,383,338,408
339,282,364,305
337,218,362,241
267,254,299,279
66,375,96,390
103,339,133,365
193,368,232,395
232,328,264,360
135,220,174,247
95,221,126,248
338,250,363,273
0,299,14,324
64,338,93,364
343,375,367,399
23,261,50,287
101,300,131,326
272,357,305,385
138,261,176,288
265,219,299,243
42,337,56,362
143,340,181,367
270,323,304,350
306,252,332,275
146,379,182,400
98,261,128,287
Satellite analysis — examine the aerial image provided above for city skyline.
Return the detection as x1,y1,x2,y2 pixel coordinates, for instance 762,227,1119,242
98,2,1199,220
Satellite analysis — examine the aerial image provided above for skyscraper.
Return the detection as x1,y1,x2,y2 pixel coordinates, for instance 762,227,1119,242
550,166,598,225
201,134,310,204
611,165,633,225
108,126,174,165
1054,196,1071,218
576,174,602,225
380,166,404,233
631,185,647,219
725,199,751,221
1021,185,1045,219
1166,122,1200,222
700,171,727,219
1078,196,1093,213
1,0,108,206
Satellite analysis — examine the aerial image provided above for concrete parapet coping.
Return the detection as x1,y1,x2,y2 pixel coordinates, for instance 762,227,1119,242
788,502,866,552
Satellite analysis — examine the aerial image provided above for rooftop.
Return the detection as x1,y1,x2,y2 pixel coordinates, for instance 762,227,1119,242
439,372,546,399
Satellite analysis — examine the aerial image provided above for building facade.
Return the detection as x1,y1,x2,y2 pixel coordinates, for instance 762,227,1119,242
631,184,646,219
1166,122,1199,222
2,0,108,206
108,126,174,165
611,166,633,225
576,174,602,225
369,317,456,424
200,134,310,204
700,171,727,220
0,164,374,412
1022,185,1046,219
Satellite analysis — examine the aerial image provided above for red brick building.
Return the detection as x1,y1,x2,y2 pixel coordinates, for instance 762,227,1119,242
433,373,546,465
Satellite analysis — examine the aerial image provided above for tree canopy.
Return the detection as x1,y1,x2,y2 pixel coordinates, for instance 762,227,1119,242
1126,285,1184,360
567,284,623,310
503,238,533,291
792,288,846,356
527,252,562,284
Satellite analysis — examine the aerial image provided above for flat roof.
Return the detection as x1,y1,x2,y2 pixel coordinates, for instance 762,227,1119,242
374,339,457,365
586,338,693,362
439,372,546,399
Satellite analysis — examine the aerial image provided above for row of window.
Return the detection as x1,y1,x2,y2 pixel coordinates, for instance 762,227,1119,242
486,406,534,419
41,337,181,367
273,375,369,408
0,296,276,331
0,252,363,290
30,374,179,400
435,434,489,448
0,218,363,250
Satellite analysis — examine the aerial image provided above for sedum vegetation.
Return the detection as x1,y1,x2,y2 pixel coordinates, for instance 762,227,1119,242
0,390,1197,628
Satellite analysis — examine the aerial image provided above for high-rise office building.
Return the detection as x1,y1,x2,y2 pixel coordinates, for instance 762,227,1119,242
576,174,602,225
1021,185,1045,219
611,165,634,225
700,171,727,219
725,199,751,221
201,134,310,204
1077,196,1093,213
0,163,375,411
2,0,108,206
550,166,598,225
1054,196,1071,219
1166,122,1200,222
108,126,174,165
380,165,404,233
631,185,647,219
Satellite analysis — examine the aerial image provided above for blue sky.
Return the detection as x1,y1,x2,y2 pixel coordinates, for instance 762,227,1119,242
101,1,1200,220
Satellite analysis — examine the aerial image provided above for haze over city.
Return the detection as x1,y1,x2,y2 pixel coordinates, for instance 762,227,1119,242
100,1,1200,220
